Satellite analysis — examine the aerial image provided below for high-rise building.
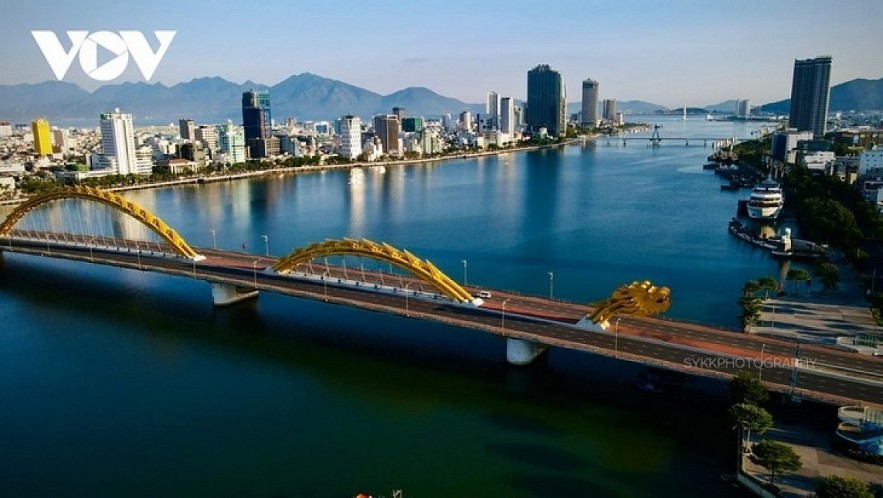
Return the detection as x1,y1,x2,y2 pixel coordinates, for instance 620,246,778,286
178,118,196,141
486,91,500,130
602,99,617,121
31,118,53,155
788,56,832,139
526,64,566,136
195,125,218,152
242,89,272,158
340,115,362,160
500,97,515,135
99,108,138,175
373,114,400,157
401,117,424,133
392,107,406,121
218,120,246,164
458,111,472,132
735,99,752,119
581,79,599,127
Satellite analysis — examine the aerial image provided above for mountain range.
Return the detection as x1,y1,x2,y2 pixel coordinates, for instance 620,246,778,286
0,73,880,126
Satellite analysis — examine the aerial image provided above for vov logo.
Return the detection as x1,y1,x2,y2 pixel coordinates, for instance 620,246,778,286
31,30,176,82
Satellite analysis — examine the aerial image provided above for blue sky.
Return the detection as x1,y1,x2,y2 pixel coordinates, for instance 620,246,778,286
2,0,881,107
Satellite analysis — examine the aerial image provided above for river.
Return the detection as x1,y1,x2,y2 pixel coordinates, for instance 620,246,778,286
1,115,775,496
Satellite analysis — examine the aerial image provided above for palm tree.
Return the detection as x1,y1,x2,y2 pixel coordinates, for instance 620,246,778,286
757,276,778,299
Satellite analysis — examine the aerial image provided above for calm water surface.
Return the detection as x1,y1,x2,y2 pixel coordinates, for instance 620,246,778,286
1,116,777,496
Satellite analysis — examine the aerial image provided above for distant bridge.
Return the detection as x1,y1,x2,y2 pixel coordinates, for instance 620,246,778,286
1,186,882,408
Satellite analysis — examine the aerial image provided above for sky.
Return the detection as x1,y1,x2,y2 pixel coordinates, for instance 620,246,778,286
1,0,881,107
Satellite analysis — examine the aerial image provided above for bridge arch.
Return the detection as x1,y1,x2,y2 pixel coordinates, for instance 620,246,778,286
273,238,475,304
0,185,200,259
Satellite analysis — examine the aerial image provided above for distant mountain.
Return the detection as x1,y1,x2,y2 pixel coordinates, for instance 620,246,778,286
0,73,481,125
705,100,739,113
760,78,883,114
566,100,667,116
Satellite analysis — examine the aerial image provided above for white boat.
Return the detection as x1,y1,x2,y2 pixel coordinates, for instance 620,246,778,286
746,178,784,220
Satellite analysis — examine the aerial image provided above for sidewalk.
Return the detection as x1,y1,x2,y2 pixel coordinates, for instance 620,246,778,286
741,423,882,496
751,251,878,345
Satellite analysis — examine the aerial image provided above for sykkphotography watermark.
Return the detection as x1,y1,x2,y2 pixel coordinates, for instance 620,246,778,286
32,30,176,82
684,356,817,370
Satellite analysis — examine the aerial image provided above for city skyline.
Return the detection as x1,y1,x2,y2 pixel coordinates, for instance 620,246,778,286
1,1,882,108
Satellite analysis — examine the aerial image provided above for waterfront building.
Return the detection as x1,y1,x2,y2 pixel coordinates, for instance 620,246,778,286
178,118,196,141
486,91,500,131
526,64,566,137
735,99,751,119
195,125,218,153
401,117,424,133
97,108,139,175
458,111,472,132
442,113,452,132
179,141,207,170
218,120,246,164
769,129,814,163
602,99,617,122
340,115,362,160
31,118,52,156
242,89,272,158
581,79,599,128
788,56,832,139
373,114,400,158
500,97,515,135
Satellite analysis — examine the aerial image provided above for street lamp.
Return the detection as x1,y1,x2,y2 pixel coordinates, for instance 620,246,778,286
461,259,467,285
322,269,330,301
136,244,142,270
210,229,217,250
548,271,554,300
615,317,621,358
252,260,260,289
501,298,510,334
261,234,269,257
404,282,412,317
759,344,767,381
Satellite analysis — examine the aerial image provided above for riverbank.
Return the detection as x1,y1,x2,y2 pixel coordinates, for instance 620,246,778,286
0,137,588,206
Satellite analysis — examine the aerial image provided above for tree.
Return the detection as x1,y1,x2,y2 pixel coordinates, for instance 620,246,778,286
815,475,874,498
750,439,802,487
743,279,761,297
730,402,773,452
786,268,811,295
730,370,769,405
757,276,778,299
738,295,763,331
814,262,840,291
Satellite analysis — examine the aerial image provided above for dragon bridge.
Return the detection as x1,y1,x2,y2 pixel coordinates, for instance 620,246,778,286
586,280,671,329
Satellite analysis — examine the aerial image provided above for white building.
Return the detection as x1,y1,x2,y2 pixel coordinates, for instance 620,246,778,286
339,115,362,160
500,97,515,135
736,99,751,118
459,111,472,132
859,150,883,177
218,120,246,164
98,108,139,175
195,125,218,153
0,121,12,137
802,151,835,172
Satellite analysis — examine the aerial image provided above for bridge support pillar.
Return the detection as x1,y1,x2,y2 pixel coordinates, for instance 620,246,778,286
506,337,547,366
211,282,258,306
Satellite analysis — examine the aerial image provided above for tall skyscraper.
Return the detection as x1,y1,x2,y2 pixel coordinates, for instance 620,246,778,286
392,107,406,121
195,125,218,152
581,79,599,127
486,91,500,130
218,120,246,164
373,114,400,157
788,56,832,139
526,64,566,136
178,118,196,141
602,99,617,121
500,97,515,135
735,99,751,119
242,89,272,158
31,118,52,155
340,115,362,160
99,108,138,175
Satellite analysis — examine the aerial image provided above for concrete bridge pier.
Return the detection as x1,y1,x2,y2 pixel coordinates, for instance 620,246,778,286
211,282,259,306
506,337,548,365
